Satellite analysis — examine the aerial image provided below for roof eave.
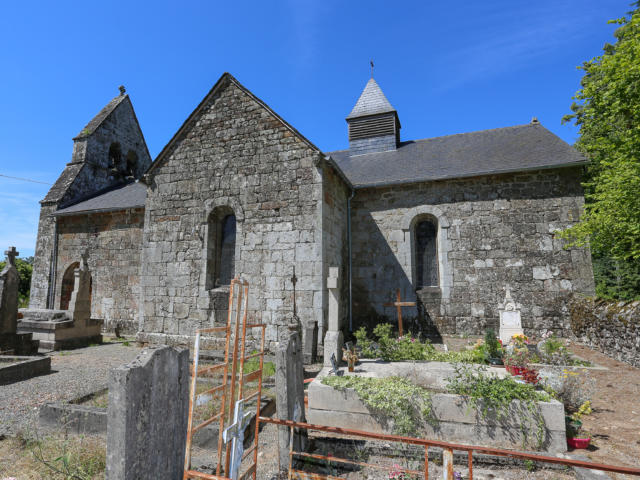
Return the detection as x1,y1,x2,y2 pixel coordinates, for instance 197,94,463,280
52,205,145,217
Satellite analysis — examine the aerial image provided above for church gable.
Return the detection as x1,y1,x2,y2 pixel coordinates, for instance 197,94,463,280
139,73,327,344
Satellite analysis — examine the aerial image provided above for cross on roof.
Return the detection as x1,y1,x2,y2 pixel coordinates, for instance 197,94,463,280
4,247,18,266
383,289,416,337
222,399,253,480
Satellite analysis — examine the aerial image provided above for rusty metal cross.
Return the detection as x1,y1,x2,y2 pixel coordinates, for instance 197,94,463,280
383,289,416,337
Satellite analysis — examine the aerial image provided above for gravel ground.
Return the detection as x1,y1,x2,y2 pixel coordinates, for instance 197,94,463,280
0,340,142,437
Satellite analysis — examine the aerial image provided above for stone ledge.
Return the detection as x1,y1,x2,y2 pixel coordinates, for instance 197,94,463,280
0,355,51,384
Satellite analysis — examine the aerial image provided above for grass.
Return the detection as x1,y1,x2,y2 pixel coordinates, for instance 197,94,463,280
0,432,105,479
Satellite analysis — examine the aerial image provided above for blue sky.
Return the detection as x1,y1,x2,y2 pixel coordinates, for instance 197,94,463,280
0,1,631,257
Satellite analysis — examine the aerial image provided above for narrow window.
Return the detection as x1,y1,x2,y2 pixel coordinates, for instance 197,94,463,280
206,208,236,288
218,214,236,286
415,219,438,288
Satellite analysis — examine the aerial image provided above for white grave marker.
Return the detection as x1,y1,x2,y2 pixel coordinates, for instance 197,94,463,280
498,287,524,344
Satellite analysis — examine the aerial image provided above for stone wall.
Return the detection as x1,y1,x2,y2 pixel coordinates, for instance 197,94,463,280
54,208,144,334
350,167,595,337
571,297,640,367
138,75,325,351
321,164,350,338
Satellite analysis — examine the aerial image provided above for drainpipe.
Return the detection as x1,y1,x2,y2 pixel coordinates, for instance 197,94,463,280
347,188,355,332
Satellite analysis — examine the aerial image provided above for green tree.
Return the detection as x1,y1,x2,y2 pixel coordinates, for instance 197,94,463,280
0,256,33,307
561,3,640,299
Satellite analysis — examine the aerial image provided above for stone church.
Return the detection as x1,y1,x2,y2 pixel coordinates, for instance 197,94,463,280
28,72,594,353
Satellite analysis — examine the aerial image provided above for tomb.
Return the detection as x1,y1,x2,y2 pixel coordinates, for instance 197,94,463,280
307,360,567,453
19,252,102,351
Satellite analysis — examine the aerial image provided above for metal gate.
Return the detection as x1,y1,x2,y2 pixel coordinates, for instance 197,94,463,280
183,278,266,480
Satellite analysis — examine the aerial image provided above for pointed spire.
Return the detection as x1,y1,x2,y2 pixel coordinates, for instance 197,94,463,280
347,78,396,119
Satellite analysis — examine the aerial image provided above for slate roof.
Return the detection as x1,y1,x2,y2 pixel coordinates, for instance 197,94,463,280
327,123,587,188
346,78,396,119
53,181,147,216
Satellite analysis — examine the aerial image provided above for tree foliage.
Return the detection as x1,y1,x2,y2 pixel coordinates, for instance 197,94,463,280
561,4,640,298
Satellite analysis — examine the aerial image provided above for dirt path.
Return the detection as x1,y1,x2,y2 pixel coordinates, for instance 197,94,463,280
567,343,640,469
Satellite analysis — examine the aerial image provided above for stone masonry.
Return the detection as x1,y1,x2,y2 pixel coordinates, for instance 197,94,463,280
137,74,346,351
350,167,595,337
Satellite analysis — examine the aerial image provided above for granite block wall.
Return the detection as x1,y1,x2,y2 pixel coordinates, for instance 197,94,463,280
138,76,325,351
54,208,144,334
350,167,595,337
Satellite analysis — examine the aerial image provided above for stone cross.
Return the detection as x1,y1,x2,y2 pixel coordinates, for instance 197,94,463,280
223,399,253,480
4,247,18,267
383,289,416,337
323,267,344,367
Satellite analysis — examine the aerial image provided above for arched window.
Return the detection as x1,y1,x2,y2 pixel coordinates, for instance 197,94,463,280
60,262,79,310
415,218,439,288
108,143,122,169
125,150,138,177
206,208,236,288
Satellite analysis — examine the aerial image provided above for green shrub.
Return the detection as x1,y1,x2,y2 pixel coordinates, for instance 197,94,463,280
322,375,434,436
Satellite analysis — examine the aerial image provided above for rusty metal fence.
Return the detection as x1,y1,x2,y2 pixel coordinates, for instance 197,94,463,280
257,417,640,480
183,278,266,480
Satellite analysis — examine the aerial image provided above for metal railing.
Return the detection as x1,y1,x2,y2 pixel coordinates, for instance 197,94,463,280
258,417,640,480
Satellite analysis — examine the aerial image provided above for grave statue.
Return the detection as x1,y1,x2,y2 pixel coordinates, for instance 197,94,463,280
323,267,343,367
68,250,91,325
498,286,524,344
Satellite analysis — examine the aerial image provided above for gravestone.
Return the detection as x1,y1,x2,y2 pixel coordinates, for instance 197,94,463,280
0,247,20,336
498,287,524,344
275,330,307,470
323,267,343,366
106,346,189,480
68,251,91,325
0,247,39,355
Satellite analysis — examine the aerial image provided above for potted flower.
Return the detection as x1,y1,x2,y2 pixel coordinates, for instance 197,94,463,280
504,348,529,376
566,401,592,449
342,346,359,372
484,329,503,365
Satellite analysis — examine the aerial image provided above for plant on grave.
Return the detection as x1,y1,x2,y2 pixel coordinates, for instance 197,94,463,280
322,375,435,436
446,364,551,449
503,347,530,369
342,345,359,371
566,401,593,439
483,329,503,363
539,368,596,413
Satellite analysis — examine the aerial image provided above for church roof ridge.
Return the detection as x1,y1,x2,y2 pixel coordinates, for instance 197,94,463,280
346,78,396,119
73,92,129,140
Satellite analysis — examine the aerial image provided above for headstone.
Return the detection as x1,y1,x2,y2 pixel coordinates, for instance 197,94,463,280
68,251,91,325
323,267,343,366
499,287,524,344
0,247,19,336
275,330,307,471
106,346,189,480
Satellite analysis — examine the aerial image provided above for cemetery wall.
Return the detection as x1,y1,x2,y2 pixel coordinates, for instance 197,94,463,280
55,208,145,334
138,75,325,351
571,297,640,367
350,167,595,337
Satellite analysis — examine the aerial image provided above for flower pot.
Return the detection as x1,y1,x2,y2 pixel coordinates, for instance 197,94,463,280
488,357,503,366
506,365,524,376
348,365,355,372
567,437,591,449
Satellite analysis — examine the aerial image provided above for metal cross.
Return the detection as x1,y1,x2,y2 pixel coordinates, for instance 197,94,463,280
383,289,416,337
370,60,374,78
4,247,18,266
291,266,299,322
222,399,253,480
